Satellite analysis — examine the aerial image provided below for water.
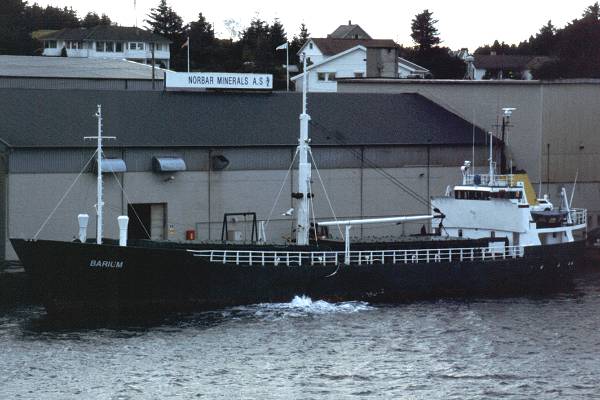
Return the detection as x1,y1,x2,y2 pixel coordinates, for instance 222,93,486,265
2,271,600,399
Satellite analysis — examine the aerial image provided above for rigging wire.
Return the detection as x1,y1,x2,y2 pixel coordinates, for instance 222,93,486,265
309,120,433,210
34,149,98,240
109,164,151,240
308,147,344,239
263,148,299,239
308,175,318,244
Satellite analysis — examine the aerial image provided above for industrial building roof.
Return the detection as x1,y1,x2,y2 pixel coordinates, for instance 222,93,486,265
0,89,488,148
0,56,165,80
39,26,170,43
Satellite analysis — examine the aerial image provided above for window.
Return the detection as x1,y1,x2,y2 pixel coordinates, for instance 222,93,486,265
137,42,144,50
328,72,336,81
155,43,162,51
309,43,313,49
105,41,114,52
317,72,326,81
354,72,364,78
44,40,57,49
96,41,104,52
115,42,123,52
129,42,137,50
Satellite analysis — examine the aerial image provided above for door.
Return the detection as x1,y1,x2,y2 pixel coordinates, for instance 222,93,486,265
127,203,166,241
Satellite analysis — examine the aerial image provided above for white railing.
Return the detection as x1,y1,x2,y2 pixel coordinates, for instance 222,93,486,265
569,208,587,226
464,174,516,187
187,245,525,267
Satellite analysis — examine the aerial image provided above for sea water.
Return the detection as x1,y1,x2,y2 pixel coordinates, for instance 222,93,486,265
2,270,600,399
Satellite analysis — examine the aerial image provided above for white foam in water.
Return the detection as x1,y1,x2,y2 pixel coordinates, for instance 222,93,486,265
252,295,374,317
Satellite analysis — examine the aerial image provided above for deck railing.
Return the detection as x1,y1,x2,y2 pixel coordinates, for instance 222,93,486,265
464,174,515,187
569,208,587,226
188,245,525,267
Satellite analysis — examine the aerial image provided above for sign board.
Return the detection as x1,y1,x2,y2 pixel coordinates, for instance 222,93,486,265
166,72,273,91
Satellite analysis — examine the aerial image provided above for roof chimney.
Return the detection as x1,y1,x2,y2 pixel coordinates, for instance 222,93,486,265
348,20,352,25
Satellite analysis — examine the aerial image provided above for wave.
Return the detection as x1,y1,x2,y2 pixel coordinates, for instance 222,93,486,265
228,295,374,319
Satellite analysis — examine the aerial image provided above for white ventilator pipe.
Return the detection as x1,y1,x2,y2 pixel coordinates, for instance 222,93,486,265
78,214,89,243
118,216,129,247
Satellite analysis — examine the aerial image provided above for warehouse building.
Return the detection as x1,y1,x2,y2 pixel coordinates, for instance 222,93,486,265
0,88,490,260
0,55,165,90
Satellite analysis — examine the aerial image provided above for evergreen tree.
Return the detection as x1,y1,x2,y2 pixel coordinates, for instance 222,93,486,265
188,13,215,71
299,23,309,42
145,0,185,41
99,13,112,26
146,0,186,70
530,20,556,55
270,18,287,68
583,2,600,19
411,9,440,51
240,16,271,70
82,12,101,28
0,0,34,54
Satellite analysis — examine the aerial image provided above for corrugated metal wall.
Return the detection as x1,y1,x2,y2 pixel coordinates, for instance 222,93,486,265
0,77,164,91
8,145,486,174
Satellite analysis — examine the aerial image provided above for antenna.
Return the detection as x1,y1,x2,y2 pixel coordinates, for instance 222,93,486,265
134,0,138,28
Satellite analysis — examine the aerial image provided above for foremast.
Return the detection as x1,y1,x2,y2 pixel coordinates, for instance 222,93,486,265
84,105,115,244
296,56,312,245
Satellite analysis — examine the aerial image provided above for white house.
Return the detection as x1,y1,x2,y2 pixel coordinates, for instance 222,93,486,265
40,25,171,69
291,23,429,92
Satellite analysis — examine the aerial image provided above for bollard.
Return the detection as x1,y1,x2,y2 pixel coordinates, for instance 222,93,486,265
78,214,89,243
117,216,129,247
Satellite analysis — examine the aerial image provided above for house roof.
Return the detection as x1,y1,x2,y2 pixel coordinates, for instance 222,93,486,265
328,24,372,39
39,26,170,43
311,38,398,56
474,54,550,70
0,56,165,80
0,89,488,148
398,57,430,73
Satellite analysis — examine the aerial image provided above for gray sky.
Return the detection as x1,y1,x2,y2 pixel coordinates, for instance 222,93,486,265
36,0,594,50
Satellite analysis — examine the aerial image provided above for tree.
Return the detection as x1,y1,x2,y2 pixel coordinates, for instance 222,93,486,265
0,0,34,54
529,20,556,55
411,9,440,51
583,2,600,19
99,13,112,26
270,18,287,68
188,13,215,71
290,23,310,70
145,0,185,41
82,12,101,28
146,0,186,70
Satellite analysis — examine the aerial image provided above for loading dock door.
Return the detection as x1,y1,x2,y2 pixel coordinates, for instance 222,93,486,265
128,203,166,241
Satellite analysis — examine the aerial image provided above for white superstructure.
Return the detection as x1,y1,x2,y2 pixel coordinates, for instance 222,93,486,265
432,161,587,247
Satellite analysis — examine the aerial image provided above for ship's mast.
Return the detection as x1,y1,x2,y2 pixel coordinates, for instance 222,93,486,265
84,105,115,244
296,56,312,245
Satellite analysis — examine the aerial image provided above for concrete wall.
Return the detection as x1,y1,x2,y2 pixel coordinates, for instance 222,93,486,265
366,48,398,78
4,145,487,260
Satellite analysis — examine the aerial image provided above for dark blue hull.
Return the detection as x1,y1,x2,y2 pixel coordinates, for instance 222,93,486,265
10,239,584,318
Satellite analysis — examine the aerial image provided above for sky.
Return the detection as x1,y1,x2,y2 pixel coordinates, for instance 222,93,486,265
34,0,596,50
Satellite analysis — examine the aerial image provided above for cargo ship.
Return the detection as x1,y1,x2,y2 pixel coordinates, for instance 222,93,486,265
10,67,588,318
